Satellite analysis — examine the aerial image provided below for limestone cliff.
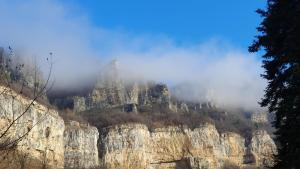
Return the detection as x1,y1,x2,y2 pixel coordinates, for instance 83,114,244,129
251,112,268,123
0,84,277,169
249,130,277,167
64,121,99,169
56,60,173,113
99,123,277,169
50,61,221,114
0,85,100,169
82,81,172,112
0,86,65,169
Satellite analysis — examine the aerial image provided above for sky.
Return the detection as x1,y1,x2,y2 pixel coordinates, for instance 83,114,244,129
62,0,266,49
0,0,267,111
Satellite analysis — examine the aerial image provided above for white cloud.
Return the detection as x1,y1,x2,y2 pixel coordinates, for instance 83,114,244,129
115,41,265,110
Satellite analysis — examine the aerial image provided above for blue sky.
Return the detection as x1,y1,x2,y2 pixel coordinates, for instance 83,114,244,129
0,0,267,109
63,0,266,49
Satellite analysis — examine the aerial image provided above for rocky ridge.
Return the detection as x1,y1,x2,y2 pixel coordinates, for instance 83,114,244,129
0,85,277,169
50,61,219,114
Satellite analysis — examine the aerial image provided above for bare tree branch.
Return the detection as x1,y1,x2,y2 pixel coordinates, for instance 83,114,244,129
0,48,54,157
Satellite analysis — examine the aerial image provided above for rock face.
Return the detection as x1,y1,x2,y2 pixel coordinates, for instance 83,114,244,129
73,96,87,112
59,60,173,113
0,85,100,169
71,80,173,113
99,123,277,169
51,60,222,114
0,86,65,169
0,85,277,169
100,124,150,169
74,69,217,114
64,121,99,169
89,81,172,110
251,112,268,123
249,130,277,167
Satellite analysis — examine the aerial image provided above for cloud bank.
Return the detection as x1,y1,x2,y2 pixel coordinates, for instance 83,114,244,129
115,42,265,110
0,0,266,110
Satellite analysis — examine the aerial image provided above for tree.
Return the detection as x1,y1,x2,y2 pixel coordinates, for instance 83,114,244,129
0,47,54,168
249,0,300,168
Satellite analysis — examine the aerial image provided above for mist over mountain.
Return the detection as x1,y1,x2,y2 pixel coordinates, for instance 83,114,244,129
0,1,281,169
0,0,265,111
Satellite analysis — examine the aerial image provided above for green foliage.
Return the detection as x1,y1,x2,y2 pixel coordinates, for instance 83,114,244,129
250,0,300,168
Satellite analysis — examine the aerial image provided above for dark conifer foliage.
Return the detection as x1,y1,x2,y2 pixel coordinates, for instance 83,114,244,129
250,0,300,168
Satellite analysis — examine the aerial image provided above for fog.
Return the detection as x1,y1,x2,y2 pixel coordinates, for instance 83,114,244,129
0,0,266,110
115,44,265,110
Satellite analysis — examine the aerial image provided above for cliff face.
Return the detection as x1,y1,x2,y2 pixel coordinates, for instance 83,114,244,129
0,86,100,169
0,85,277,169
70,76,217,114
67,60,173,113
74,81,172,113
50,61,220,114
64,121,99,169
249,130,277,167
250,112,269,124
0,86,65,169
100,124,150,169
99,123,277,169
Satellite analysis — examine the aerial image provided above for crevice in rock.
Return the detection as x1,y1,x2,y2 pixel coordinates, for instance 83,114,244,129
150,159,192,169
150,159,183,164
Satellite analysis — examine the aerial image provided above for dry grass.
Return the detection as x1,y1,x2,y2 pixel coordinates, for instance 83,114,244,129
58,103,274,139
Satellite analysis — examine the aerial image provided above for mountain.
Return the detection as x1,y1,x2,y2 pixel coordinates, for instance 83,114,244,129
49,60,219,114
0,54,276,169
0,85,276,169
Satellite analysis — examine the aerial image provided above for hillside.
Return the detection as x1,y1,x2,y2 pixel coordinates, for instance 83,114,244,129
0,50,276,169
48,60,273,139
0,85,276,169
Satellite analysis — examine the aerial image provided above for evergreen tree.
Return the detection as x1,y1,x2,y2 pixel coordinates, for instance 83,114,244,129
249,0,300,168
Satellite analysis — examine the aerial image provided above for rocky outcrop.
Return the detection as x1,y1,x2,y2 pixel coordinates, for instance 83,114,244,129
50,60,222,114
64,121,99,169
73,96,87,112
0,85,100,169
100,124,150,169
251,112,268,123
56,60,173,113
99,123,277,169
72,80,173,113
249,130,277,167
0,86,65,169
